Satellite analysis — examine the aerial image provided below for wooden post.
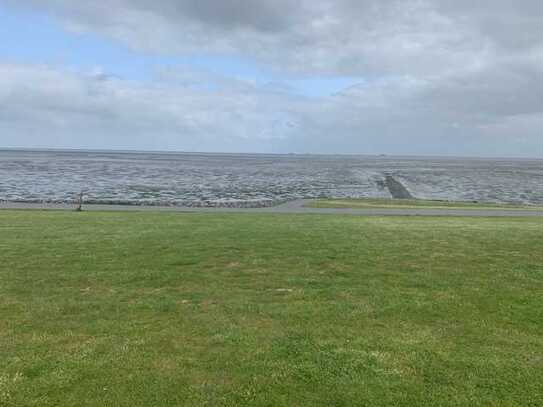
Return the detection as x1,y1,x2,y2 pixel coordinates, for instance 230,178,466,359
76,192,84,212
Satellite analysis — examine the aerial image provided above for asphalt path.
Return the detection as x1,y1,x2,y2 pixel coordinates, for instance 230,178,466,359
2,200,543,217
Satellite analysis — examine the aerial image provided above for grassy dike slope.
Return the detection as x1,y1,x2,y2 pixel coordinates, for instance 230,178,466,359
1,210,542,406
308,198,543,211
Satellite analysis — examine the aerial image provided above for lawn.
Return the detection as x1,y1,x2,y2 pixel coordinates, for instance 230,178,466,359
307,198,543,211
1,210,542,406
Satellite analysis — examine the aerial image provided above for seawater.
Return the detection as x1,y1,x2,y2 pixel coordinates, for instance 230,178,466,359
1,149,542,205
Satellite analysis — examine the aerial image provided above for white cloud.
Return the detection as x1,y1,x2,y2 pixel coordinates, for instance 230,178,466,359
0,63,304,151
1,60,542,156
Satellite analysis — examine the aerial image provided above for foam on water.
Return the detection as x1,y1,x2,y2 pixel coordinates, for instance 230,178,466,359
1,150,542,205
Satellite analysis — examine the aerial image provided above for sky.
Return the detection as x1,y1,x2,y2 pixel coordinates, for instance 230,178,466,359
0,1,542,156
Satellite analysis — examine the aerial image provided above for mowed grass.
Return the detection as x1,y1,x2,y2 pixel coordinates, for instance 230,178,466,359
308,198,543,210
1,210,542,406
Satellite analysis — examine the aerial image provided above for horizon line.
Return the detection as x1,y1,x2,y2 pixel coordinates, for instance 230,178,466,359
1,146,542,161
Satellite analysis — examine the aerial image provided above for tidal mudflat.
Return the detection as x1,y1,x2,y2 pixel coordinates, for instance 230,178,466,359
1,149,543,206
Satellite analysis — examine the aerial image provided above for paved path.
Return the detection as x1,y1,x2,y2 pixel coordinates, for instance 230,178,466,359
2,200,543,217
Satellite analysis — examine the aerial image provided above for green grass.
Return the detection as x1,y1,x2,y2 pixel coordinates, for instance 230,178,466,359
1,210,542,406
307,197,543,210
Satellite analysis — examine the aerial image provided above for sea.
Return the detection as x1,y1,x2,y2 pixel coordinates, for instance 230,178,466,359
1,149,543,206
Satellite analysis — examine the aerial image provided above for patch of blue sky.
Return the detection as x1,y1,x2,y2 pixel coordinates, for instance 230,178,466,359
0,5,155,80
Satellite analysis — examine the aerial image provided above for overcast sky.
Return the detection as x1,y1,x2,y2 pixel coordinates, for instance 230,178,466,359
1,1,543,156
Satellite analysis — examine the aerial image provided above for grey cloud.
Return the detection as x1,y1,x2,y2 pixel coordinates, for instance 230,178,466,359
435,0,543,50
0,0,495,75
132,0,301,32
3,0,543,76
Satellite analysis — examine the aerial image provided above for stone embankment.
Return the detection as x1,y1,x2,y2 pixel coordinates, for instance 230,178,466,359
383,175,414,199
0,198,286,209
